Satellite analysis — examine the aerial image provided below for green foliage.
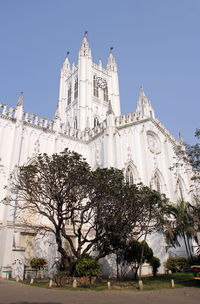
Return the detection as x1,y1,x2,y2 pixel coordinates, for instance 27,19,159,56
123,240,153,265
75,255,102,279
30,258,47,270
150,256,161,277
165,257,188,273
4,148,170,273
120,240,153,280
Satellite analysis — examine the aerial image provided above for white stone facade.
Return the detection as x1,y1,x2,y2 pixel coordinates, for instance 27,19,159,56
0,34,192,278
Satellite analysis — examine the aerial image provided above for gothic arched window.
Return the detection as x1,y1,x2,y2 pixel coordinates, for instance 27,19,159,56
93,76,99,98
74,78,78,99
67,83,71,105
154,173,161,193
74,117,77,129
125,166,134,185
103,85,108,102
94,117,99,128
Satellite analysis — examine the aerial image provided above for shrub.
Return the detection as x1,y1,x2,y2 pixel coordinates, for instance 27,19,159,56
165,257,188,273
30,258,47,270
75,255,101,284
30,257,47,278
150,256,160,277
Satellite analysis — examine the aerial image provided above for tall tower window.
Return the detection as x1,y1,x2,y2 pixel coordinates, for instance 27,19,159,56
154,173,161,193
93,76,99,98
103,85,108,102
94,117,99,128
67,84,71,105
125,166,134,185
74,78,78,99
74,117,77,129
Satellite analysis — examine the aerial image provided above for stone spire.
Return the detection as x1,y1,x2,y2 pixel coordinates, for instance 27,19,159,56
79,31,92,57
179,132,184,145
136,86,155,119
139,86,147,102
54,104,60,120
107,47,117,71
15,92,24,120
16,92,23,107
62,51,71,75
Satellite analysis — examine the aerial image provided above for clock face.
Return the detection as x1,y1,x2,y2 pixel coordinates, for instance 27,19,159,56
96,77,107,89
147,131,161,154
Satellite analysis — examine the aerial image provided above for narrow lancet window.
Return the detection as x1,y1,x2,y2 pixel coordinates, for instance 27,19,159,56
126,166,134,185
154,173,161,193
74,78,78,99
93,76,99,98
94,117,99,128
103,85,108,102
68,84,71,105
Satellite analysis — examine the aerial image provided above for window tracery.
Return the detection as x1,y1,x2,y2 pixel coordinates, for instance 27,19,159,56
125,166,134,185
154,173,161,193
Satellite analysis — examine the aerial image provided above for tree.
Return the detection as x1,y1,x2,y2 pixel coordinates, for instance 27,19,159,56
149,256,160,277
168,129,200,256
121,240,153,280
3,148,169,276
3,149,97,270
135,185,168,280
90,178,168,279
165,199,196,258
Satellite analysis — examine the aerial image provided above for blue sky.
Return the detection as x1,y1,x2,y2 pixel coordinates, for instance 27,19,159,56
0,0,199,144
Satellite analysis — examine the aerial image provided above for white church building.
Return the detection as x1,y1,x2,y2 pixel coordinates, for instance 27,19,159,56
0,34,192,279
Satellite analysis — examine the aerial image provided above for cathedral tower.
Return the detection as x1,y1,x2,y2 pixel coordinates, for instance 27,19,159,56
58,33,121,131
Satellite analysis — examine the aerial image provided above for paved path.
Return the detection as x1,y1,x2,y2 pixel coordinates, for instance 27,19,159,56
0,279,199,304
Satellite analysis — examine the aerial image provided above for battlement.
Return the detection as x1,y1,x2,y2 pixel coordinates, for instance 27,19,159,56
115,112,141,127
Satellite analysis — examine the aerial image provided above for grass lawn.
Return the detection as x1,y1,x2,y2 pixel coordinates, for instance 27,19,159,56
20,272,200,291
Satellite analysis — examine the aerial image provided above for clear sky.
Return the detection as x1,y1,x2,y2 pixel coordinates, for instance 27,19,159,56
0,0,199,144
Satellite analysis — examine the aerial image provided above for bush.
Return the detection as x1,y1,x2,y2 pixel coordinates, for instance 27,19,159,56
165,257,188,273
30,257,47,278
150,256,160,277
30,258,47,270
75,255,101,284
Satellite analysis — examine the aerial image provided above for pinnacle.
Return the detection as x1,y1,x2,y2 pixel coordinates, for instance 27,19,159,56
16,92,23,106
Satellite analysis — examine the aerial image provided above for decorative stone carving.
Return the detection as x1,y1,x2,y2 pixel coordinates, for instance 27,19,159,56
146,130,161,154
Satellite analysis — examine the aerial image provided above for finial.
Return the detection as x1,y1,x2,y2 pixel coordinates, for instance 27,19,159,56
66,51,70,57
17,92,23,106
110,47,114,53
140,85,143,91
84,31,88,37
54,104,60,120
179,132,184,145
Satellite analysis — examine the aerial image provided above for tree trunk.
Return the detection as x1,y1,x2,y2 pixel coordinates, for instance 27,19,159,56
116,255,119,280
183,232,190,258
